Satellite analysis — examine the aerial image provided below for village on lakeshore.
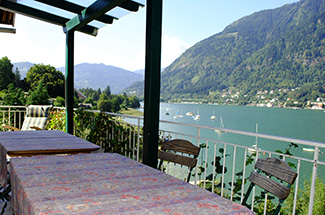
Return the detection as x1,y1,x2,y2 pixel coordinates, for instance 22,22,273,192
175,87,325,111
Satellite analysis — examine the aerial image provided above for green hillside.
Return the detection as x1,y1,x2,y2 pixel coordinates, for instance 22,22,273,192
125,0,325,106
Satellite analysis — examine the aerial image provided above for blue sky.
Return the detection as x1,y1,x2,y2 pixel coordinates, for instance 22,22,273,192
0,0,299,71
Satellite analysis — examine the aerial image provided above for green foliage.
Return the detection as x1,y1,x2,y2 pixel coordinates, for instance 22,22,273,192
0,57,15,90
103,85,111,97
47,109,142,159
54,96,65,107
26,79,50,105
80,87,141,112
47,110,66,132
98,99,113,112
129,95,141,108
2,83,25,105
25,64,64,98
281,178,325,215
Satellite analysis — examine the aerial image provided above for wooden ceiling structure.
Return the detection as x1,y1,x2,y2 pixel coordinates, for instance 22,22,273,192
0,0,162,168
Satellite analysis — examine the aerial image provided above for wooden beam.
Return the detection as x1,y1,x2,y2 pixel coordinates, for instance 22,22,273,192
65,0,128,32
0,0,98,35
34,0,116,24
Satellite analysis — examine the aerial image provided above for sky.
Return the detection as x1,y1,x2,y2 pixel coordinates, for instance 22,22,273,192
0,0,299,72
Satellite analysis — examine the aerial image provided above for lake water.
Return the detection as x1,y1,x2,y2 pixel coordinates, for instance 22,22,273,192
147,103,325,184
158,103,325,144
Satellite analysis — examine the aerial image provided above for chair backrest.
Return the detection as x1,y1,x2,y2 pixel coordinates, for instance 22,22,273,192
158,139,200,183
242,157,298,214
21,105,53,131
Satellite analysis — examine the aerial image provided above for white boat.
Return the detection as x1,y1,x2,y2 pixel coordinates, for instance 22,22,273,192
186,112,194,116
303,148,315,152
193,110,200,120
210,110,216,120
215,115,225,133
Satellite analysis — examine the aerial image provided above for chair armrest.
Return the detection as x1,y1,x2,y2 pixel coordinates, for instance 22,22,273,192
30,126,43,130
2,125,20,131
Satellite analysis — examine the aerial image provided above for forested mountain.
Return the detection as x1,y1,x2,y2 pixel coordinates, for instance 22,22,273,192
57,63,143,94
125,0,325,104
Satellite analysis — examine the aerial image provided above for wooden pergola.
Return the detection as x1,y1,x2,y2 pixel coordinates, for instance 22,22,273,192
0,0,162,168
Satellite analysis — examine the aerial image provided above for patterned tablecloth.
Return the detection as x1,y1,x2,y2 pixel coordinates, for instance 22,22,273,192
0,130,99,187
10,153,255,215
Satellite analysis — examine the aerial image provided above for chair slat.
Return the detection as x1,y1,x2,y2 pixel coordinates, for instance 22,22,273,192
161,139,200,156
158,151,197,168
249,171,291,200
255,157,297,184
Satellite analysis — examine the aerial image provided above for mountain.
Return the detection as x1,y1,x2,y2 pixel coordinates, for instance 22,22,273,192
124,0,325,102
13,62,144,94
13,62,35,78
57,63,144,94
132,69,144,76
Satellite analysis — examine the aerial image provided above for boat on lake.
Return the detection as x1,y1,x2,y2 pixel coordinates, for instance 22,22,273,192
193,115,200,120
210,109,216,120
303,148,315,152
215,115,225,133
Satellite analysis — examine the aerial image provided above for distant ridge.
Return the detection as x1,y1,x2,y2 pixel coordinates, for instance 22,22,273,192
57,63,143,94
13,62,34,78
13,62,144,94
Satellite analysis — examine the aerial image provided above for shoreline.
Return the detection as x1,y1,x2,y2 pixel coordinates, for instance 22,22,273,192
162,101,325,111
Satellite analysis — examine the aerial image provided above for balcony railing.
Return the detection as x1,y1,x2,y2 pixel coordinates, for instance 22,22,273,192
1,106,324,215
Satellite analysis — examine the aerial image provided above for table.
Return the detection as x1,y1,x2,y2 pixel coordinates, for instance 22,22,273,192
0,130,100,187
10,153,255,215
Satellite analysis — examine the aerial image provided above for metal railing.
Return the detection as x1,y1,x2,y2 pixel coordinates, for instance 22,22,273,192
98,111,325,215
1,106,324,215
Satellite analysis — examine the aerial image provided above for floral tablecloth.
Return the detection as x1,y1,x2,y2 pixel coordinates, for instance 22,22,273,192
0,130,99,187
10,153,255,215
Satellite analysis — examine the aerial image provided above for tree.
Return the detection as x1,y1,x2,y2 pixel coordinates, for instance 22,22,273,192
26,79,50,105
103,86,111,97
25,64,65,98
2,83,25,105
111,97,120,112
129,95,140,108
54,96,65,107
0,57,15,90
13,67,22,88
98,100,113,112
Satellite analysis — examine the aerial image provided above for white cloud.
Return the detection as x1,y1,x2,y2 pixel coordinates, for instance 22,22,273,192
161,35,190,68
126,35,190,71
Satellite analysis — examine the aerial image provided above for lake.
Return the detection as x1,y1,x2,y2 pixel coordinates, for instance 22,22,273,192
158,103,325,144
148,103,325,184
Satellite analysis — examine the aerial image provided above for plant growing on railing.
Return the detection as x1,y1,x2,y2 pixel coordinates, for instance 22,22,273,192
275,142,298,168
196,143,208,182
48,109,66,131
281,177,325,215
48,108,143,160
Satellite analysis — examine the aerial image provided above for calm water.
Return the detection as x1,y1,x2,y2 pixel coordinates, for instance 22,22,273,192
151,103,325,184
159,103,325,144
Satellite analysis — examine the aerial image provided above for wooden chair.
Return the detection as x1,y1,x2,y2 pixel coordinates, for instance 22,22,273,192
158,139,200,183
2,105,52,131
242,157,298,215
